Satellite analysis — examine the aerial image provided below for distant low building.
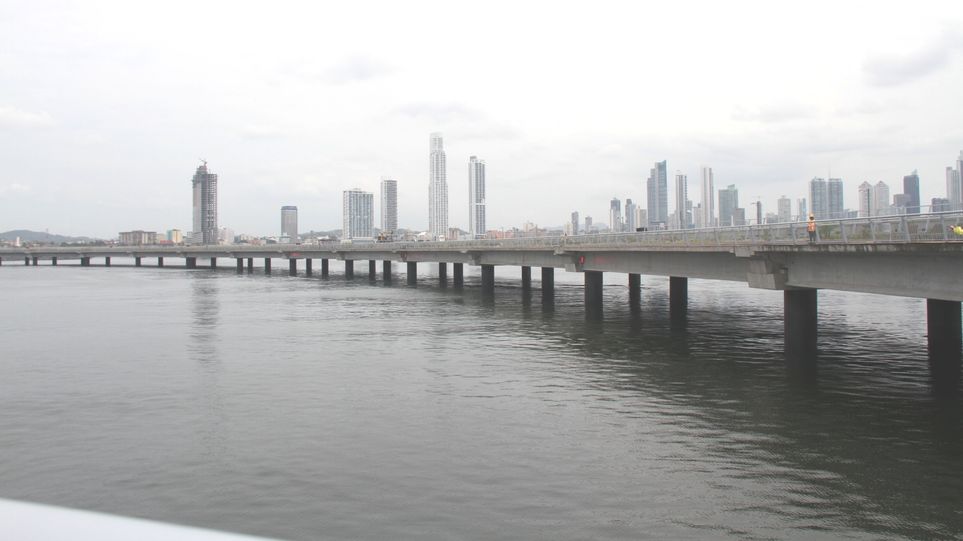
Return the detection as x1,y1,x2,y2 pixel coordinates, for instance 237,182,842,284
167,229,183,244
119,230,157,245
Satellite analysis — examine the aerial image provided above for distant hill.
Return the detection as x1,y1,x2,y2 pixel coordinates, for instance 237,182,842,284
0,230,100,244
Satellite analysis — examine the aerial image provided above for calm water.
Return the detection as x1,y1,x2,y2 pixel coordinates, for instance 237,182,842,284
1,261,961,540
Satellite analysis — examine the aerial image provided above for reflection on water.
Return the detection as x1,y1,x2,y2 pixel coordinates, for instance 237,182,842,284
0,265,960,540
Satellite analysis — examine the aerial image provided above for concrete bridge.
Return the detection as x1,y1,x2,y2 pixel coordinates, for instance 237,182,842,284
3,212,962,386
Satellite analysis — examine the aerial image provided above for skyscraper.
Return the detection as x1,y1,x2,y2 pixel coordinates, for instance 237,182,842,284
343,188,374,239
873,181,890,216
468,156,486,238
570,211,579,235
625,199,637,232
718,184,739,226
777,196,792,223
191,161,218,245
380,178,398,235
428,133,448,240
646,160,668,227
857,182,872,218
797,198,807,221
700,166,714,228
674,172,688,229
281,205,298,241
828,178,844,219
809,178,828,219
609,197,622,232
903,170,920,214
946,166,961,211
585,216,593,233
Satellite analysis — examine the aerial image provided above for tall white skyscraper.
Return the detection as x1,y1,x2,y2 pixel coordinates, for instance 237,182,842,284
777,196,792,223
570,211,579,235
674,172,688,229
809,178,828,219
828,178,844,218
609,197,622,232
343,188,374,240
380,178,398,235
719,184,739,226
468,156,486,238
874,181,891,216
700,166,714,228
646,160,668,227
191,161,218,245
428,133,448,240
947,152,962,210
857,182,873,218
797,198,807,221
625,199,637,232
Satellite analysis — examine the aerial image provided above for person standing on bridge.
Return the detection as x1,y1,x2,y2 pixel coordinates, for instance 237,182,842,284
807,214,817,244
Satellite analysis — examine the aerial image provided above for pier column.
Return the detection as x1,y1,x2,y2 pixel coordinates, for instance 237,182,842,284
927,299,961,390
25,256,30,265
289,259,297,276
784,288,818,362
541,267,555,302
344,260,354,279
321,259,329,278
628,273,641,306
407,262,417,285
32,256,38,266
305,258,313,276
439,262,447,285
585,271,604,319
453,263,464,288
247,258,254,273
369,260,377,281
382,260,392,282
670,276,688,322
264,258,271,274
521,266,532,290
481,264,495,293
51,257,57,266
186,257,197,269
157,257,164,267
210,257,216,269
135,257,141,267
80,257,90,267
104,257,110,266
236,258,243,273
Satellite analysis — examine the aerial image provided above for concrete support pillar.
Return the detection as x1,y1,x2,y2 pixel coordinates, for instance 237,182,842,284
209,257,216,269
135,257,141,267
585,271,604,319
51,257,58,266
784,288,818,362
438,262,447,285
541,267,555,302
186,257,197,269
670,276,688,321
289,259,297,276
80,257,90,267
25,256,30,265
407,262,417,285
927,299,961,390
481,264,495,293
453,263,464,288
264,258,271,274
32,256,38,266
369,260,377,281
321,259,329,278
628,273,641,306
104,256,110,267
247,258,254,273
236,258,243,273
157,257,164,267
521,266,532,290
344,260,354,279
382,260,392,282
305,259,313,276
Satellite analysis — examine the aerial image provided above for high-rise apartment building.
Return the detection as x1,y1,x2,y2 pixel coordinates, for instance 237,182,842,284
281,205,298,241
809,178,828,219
343,188,374,240
468,156,486,238
874,181,891,216
625,199,637,232
797,198,807,221
646,160,668,227
585,216,593,233
718,184,739,227
828,178,844,219
777,196,792,223
380,178,398,235
570,211,579,235
191,161,218,245
903,171,920,214
946,166,961,211
700,166,714,228
609,197,622,232
428,133,448,240
857,182,873,218
674,172,688,229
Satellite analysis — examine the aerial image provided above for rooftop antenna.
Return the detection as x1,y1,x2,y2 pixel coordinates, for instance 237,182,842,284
199,158,207,166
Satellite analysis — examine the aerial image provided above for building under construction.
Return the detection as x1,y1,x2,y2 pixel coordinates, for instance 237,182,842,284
191,161,218,245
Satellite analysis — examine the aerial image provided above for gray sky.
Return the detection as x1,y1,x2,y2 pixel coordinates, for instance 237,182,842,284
2,0,963,237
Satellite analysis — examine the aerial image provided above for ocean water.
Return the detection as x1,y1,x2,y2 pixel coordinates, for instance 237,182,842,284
1,260,961,540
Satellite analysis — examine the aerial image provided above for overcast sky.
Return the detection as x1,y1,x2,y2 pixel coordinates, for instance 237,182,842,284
2,0,963,237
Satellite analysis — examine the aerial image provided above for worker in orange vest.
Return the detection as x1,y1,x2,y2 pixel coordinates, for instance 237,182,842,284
807,214,817,243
